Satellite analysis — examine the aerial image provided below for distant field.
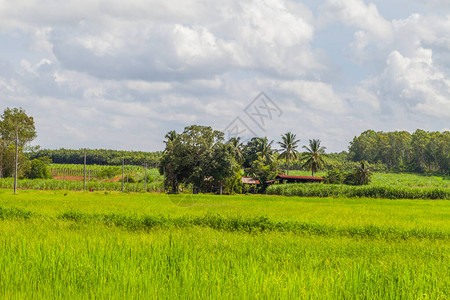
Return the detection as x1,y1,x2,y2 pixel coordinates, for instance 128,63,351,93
289,170,449,188
0,190,448,298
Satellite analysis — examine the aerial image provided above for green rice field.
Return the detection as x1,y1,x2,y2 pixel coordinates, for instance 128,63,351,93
0,190,448,298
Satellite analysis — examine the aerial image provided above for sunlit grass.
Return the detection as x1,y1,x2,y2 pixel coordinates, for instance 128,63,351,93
0,190,448,298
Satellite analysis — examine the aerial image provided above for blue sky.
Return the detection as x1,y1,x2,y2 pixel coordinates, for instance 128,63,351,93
0,0,449,152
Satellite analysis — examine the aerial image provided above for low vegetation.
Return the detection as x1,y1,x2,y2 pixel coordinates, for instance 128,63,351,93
267,183,450,199
0,191,448,298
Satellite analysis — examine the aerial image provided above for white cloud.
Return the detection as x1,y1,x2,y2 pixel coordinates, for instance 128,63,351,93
0,0,449,153
322,0,393,41
365,48,450,118
279,80,348,113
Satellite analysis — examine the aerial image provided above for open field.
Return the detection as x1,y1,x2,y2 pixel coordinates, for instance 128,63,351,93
0,190,449,298
289,170,450,188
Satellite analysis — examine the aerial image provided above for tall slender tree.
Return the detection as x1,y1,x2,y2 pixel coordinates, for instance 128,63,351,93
277,132,300,175
257,137,274,164
227,137,244,164
301,139,326,177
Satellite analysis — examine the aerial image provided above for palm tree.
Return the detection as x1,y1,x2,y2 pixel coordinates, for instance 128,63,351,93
257,137,274,164
164,130,177,144
301,139,327,176
353,161,373,185
277,132,300,175
227,137,244,164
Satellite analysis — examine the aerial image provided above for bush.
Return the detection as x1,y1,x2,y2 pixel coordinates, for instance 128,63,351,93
24,157,52,179
325,169,345,184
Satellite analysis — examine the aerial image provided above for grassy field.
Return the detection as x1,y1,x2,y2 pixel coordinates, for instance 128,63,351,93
0,190,449,298
289,170,450,188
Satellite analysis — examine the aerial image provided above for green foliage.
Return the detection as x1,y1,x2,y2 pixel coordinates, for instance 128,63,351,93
0,178,163,192
242,137,275,168
0,107,37,146
353,160,373,185
222,167,243,194
245,158,279,193
227,137,244,164
25,157,52,179
371,172,450,188
160,125,238,194
96,166,121,179
267,183,450,199
277,132,300,175
349,129,449,174
27,148,162,166
325,168,345,184
0,107,36,179
301,139,327,176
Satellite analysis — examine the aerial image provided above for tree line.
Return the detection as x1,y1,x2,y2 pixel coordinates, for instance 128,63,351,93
159,125,331,194
28,148,162,167
1,106,447,195
348,129,449,174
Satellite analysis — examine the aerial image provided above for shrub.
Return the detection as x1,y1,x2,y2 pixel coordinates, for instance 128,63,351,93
24,157,52,179
325,169,345,184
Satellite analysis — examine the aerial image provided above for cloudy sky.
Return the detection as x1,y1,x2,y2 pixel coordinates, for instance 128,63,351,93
0,0,449,152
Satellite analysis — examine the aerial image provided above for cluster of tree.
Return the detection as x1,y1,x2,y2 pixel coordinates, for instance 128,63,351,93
160,127,329,193
28,148,162,166
159,126,240,194
349,130,449,174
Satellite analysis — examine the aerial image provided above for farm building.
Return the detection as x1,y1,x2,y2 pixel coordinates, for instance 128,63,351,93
266,174,324,186
241,177,260,185
242,176,260,193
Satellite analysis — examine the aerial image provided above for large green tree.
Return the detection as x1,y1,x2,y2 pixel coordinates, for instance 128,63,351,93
277,132,300,175
301,139,327,177
0,108,37,193
159,125,237,194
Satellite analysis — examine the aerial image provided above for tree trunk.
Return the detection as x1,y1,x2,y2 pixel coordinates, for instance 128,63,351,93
83,149,86,191
14,131,18,194
121,158,124,193
220,182,223,195
0,145,3,179
287,157,289,175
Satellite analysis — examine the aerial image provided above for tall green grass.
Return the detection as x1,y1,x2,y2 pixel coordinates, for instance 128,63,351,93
55,211,448,240
0,191,448,298
372,172,450,188
267,183,450,199
0,178,163,192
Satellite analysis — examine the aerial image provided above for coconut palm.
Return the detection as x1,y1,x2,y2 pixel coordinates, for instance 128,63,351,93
257,137,274,164
301,139,327,176
164,130,177,144
227,137,244,164
353,160,373,185
277,132,300,175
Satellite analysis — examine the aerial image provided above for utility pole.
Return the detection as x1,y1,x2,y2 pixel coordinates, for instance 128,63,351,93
13,130,18,194
83,149,86,191
163,166,166,193
144,162,147,193
122,158,124,193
